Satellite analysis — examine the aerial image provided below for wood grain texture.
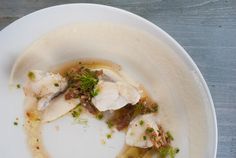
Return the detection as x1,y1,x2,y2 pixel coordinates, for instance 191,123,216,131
0,0,235,157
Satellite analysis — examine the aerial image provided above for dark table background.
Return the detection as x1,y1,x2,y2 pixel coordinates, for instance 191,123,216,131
0,0,236,157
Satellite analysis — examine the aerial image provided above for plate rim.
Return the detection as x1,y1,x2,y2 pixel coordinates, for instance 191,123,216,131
0,3,218,158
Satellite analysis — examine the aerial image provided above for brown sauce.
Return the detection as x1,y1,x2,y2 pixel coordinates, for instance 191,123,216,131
24,59,160,158
51,59,121,75
117,146,155,158
25,104,50,158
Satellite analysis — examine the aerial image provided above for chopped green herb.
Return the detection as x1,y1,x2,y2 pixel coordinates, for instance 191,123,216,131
169,147,179,158
106,120,114,129
79,72,98,92
54,83,59,87
91,88,99,97
158,146,179,158
145,127,154,134
71,111,79,118
71,104,82,118
16,84,21,88
13,122,18,126
175,148,180,153
134,103,144,116
143,135,147,140
96,113,104,120
66,68,99,97
150,134,157,141
139,120,144,126
28,71,35,81
158,146,170,158
133,102,158,117
166,131,174,141
106,134,112,139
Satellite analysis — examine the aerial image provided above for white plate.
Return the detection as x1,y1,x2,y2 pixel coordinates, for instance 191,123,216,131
0,4,217,158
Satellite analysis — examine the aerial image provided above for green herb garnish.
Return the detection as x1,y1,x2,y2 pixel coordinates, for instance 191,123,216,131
158,146,170,158
65,67,100,102
79,72,98,92
71,104,88,124
106,134,112,139
96,113,104,120
145,127,154,134
106,120,114,129
139,120,144,126
13,122,18,126
169,147,179,158
16,84,21,88
71,104,82,118
28,71,35,80
134,103,144,116
158,146,179,158
175,148,180,153
91,87,99,97
166,131,174,141
54,83,59,87
143,135,147,140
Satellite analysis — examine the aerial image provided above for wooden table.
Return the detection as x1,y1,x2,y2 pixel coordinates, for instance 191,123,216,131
0,0,235,157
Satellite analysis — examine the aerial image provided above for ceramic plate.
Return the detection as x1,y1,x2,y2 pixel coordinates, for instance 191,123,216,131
0,4,217,158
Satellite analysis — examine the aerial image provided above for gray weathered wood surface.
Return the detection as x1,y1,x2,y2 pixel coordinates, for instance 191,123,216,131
0,0,235,157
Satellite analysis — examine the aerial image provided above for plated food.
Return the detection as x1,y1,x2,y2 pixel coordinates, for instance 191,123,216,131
22,60,179,158
1,4,217,158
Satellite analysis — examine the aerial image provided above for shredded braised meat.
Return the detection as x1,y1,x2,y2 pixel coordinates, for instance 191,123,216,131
108,99,158,131
64,66,102,114
63,66,158,130
146,126,171,149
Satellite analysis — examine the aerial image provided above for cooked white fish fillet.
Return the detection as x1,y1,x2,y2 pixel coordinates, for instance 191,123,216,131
126,113,159,148
24,70,67,110
97,68,123,82
94,68,140,88
91,81,119,111
92,81,140,111
42,94,79,122
117,81,140,105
